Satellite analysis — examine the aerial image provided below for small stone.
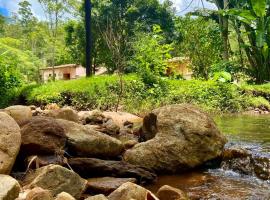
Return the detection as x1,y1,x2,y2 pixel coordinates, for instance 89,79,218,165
55,192,75,200
84,194,108,200
45,108,79,122
108,182,158,200
87,177,137,195
26,187,53,200
157,185,189,200
0,175,21,200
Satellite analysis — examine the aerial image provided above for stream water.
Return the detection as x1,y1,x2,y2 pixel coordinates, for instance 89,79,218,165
147,115,270,200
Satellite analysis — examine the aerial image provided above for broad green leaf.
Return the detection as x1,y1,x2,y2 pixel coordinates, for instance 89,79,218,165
262,43,269,59
256,19,265,48
227,9,256,24
251,0,266,17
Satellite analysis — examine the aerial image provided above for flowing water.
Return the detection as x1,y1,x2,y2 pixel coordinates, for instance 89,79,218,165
147,115,270,200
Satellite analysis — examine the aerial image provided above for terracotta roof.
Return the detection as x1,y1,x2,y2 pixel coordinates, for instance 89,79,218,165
40,64,82,70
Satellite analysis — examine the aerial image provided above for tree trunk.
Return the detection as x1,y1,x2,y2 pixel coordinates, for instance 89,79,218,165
85,0,92,77
215,0,229,61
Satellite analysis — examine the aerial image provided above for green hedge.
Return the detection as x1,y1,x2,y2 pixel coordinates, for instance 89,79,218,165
19,75,270,114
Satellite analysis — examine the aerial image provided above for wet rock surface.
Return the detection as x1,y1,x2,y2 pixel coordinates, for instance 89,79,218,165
221,145,270,180
124,104,227,173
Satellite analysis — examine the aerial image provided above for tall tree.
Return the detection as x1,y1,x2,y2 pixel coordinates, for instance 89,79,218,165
38,0,69,81
85,0,92,77
207,0,230,61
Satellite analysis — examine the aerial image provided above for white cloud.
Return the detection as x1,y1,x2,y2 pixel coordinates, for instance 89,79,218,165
160,0,217,15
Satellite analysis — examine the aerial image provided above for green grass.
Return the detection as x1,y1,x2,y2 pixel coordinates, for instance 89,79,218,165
19,75,270,114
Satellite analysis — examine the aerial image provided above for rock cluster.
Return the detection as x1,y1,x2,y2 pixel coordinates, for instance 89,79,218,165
0,104,228,200
221,144,270,180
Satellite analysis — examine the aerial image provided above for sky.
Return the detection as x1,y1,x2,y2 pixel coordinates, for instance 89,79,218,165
0,0,216,18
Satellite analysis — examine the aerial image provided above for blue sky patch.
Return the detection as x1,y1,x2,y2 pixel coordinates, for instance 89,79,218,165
0,7,8,16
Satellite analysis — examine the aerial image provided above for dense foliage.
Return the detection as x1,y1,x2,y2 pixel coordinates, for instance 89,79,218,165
1,0,270,112
21,75,270,113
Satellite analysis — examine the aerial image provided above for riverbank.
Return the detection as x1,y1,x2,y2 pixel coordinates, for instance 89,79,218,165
0,104,269,199
12,75,270,114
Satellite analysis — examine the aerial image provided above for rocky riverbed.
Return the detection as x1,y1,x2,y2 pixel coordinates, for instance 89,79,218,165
0,104,269,200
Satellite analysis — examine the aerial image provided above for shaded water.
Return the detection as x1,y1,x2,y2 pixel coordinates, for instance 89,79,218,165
147,115,270,200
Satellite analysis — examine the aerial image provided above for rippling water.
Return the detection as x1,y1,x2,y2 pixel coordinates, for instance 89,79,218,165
147,115,270,200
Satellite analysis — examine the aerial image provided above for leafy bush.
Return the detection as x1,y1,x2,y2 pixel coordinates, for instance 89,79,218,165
20,75,269,114
0,49,22,108
130,25,173,86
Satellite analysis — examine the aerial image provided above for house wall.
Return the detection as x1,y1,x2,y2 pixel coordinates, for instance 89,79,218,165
75,66,86,78
167,58,193,79
41,66,85,82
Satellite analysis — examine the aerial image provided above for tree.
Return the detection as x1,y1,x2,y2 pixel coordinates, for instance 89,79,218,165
18,0,36,34
38,0,70,81
0,15,5,36
130,25,173,85
178,17,222,80
85,0,92,77
223,0,270,83
207,0,230,61
65,0,176,73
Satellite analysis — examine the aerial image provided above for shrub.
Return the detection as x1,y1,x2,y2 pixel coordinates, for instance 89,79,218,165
20,75,269,114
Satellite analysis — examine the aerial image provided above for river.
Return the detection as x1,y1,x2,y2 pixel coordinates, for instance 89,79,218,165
147,115,270,200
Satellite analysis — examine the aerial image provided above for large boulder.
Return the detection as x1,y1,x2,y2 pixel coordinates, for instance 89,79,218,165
0,112,21,174
4,105,32,126
157,185,188,200
68,158,156,184
124,104,227,172
23,165,87,199
20,117,66,156
87,177,137,195
107,182,158,200
45,108,79,123
57,119,124,158
0,175,21,200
